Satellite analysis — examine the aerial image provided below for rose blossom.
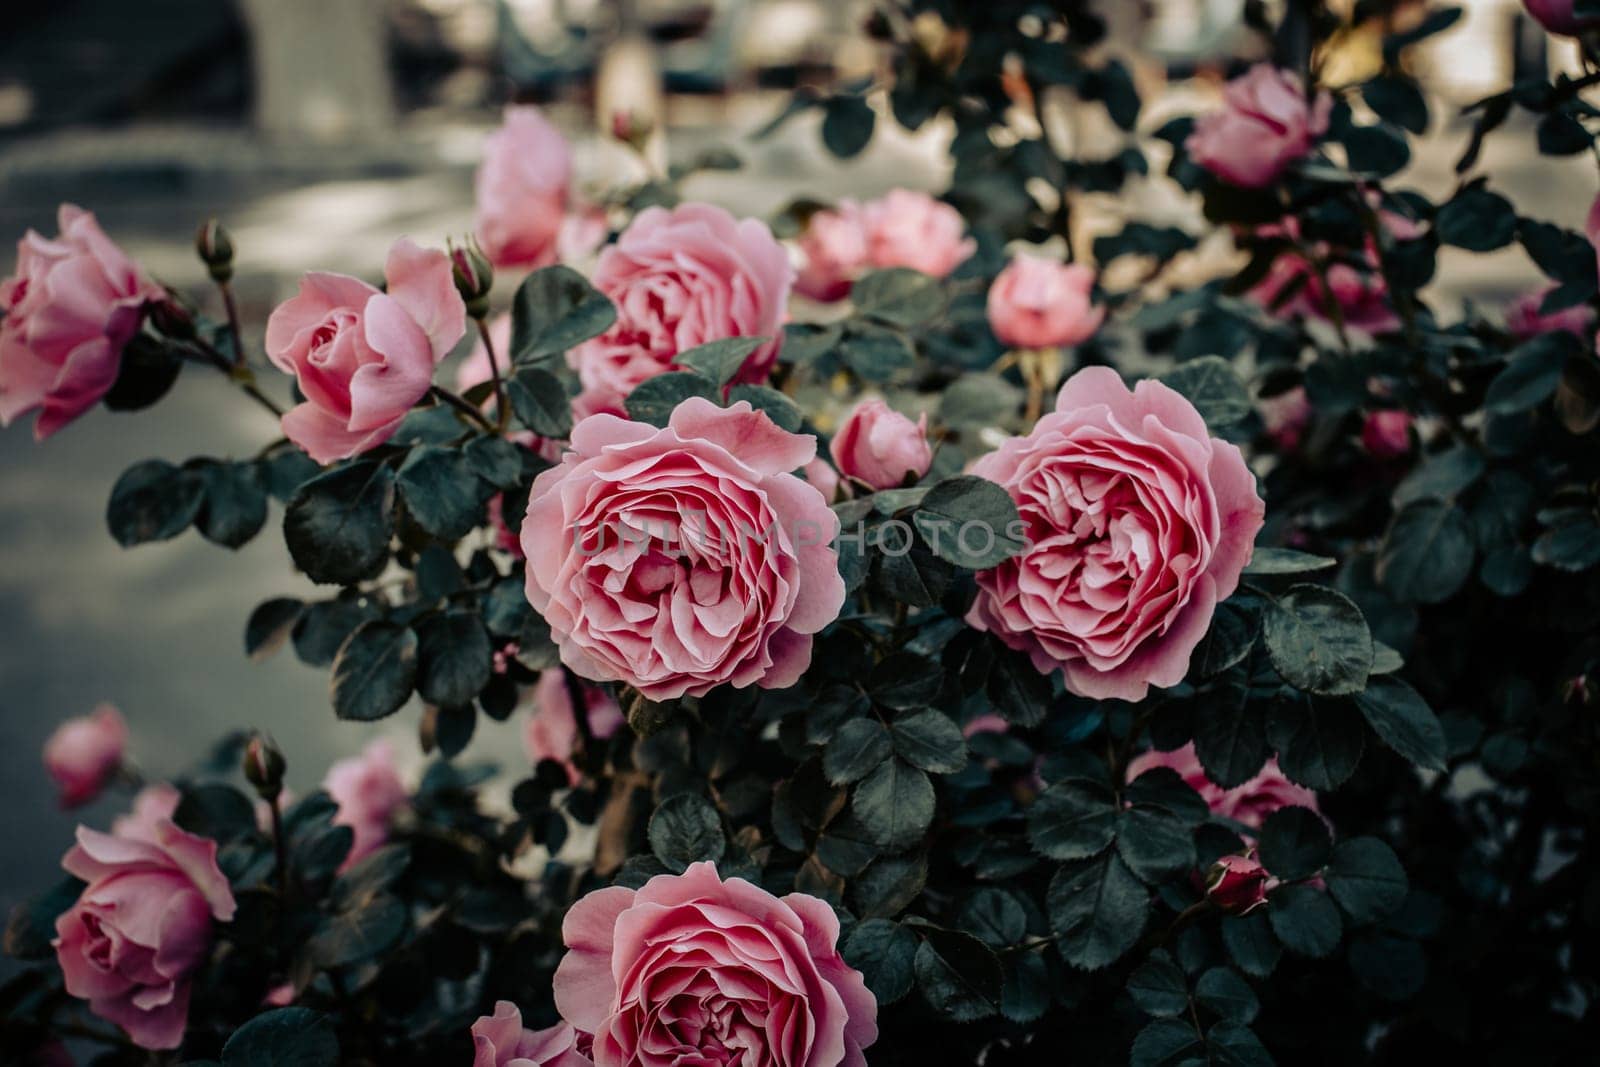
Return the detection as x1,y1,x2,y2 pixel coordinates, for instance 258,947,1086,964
829,398,933,491
112,783,181,841
968,367,1265,701
1206,852,1272,914
324,738,408,868
861,189,975,279
1524,0,1600,35
52,819,237,1049
1187,64,1332,188
1249,211,1421,335
473,1001,593,1067
521,399,844,700
1361,410,1412,459
802,456,842,503
266,239,466,463
43,704,128,808
523,671,625,784
1259,386,1311,452
1127,742,1319,831
552,861,877,1066
0,204,163,439
1505,284,1596,341
476,106,574,271
795,201,871,302
986,254,1104,350
569,203,792,412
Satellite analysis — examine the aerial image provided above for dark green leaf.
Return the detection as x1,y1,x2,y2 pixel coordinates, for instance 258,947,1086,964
1221,912,1280,978
1243,548,1336,576
331,621,417,722
1257,806,1332,881
914,929,1002,1022
1353,676,1446,771
1127,950,1189,1018
1116,804,1197,883
625,372,718,427
852,269,946,328
1267,885,1343,958
822,94,876,158
853,758,936,851
1323,837,1408,924
868,652,943,710
195,461,269,548
1028,779,1119,861
284,462,395,585
890,710,968,774
1195,967,1259,1024
1130,1019,1203,1067
1262,585,1373,696
396,446,489,542
246,598,305,661
107,460,203,546
1436,187,1516,251
1266,696,1366,790
307,893,407,967
674,337,764,386
507,366,573,437
957,888,1028,948
5,876,85,959
510,265,616,365
913,475,1025,569
727,384,804,432
824,718,893,785
1193,676,1269,789
648,792,726,872
1047,852,1149,971
221,1007,339,1067
1391,445,1485,508
414,610,492,708
1377,502,1475,604
838,324,916,381
1161,356,1252,428
1486,333,1572,414
841,919,918,1005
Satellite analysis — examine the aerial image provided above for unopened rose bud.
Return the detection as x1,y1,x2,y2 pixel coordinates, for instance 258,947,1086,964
1206,852,1272,915
449,238,494,319
243,733,286,800
1360,410,1412,459
610,108,655,151
195,219,235,282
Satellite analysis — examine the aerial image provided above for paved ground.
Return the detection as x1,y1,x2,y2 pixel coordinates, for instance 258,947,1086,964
0,95,1593,937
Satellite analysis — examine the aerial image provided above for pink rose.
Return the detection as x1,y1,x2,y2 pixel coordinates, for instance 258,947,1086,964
0,204,163,439
522,399,844,700
43,704,128,808
1505,284,1596,341
1206,852,1272,914
861,189,975,278
52,820,237,1049
1361,410,1412,459
1187,64,1332,188
967,367,1265,701
112,783,181,841
476,106,574,271
1259,386,1311,452
1524,0,1600,35
323,738,408,868
570,203,792,412
1126,742,1318,831
795,201,871,302
802,456,842,503
266,239,466,463
986,254,1105,350
829,398,933,491
553,861,877,1066
1249,212,1417,335
557,208,610,267
473,1001,593,1067
523,671,625,784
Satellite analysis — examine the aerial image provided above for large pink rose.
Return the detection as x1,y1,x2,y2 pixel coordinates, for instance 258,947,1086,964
860,189,975,279
553,862,877,1066
524,671,625,784
0,204,163,439
987,254,1104,350
43,704,128,808
476,106,575,271
521,399,844,700
324,739,408,868
1505,284,1596,341
570,204,792,412
52,820,237,1049
1127,742,1318,831
829,398,933,491
473,1001,593,1067
1187,64,1331,189
266,239,466,463
1524,0,1600,35
967,367,1265,701
795,201,871,302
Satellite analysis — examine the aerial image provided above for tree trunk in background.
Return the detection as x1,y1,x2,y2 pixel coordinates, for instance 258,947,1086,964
238,0,396,142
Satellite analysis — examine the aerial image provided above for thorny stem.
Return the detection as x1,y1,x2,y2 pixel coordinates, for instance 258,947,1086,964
268,793,289,900
429,385,497,433
219,279,247,368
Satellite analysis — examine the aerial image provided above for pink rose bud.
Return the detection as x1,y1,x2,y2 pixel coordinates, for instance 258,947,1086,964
323,739,408,869
794,201,871,302
830,398,934,491
476,105,574,271
1206,852,1272,914
265,238,466,464
43,704,128,808
53,819,237,1049
523,672,625,785
1127,742,1319,832
0,205,164,440
1505,284,1596,342
552,863,877,1064
860,188,975,279
1187,64,1332,188
523,400,844,700
969,369,1265,701
569,203,793,414
473,1001,593,1067
194,218,234,281
450,238,494,318
1524,0,1600,35
242,733,286,800
802,456,843,503
1361,410,1412,459
986,254,1105,350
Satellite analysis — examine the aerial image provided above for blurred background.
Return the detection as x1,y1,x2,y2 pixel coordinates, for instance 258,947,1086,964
0,0,1593,960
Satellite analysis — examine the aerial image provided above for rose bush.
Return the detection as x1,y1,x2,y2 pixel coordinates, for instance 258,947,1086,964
4,3,1600,1064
